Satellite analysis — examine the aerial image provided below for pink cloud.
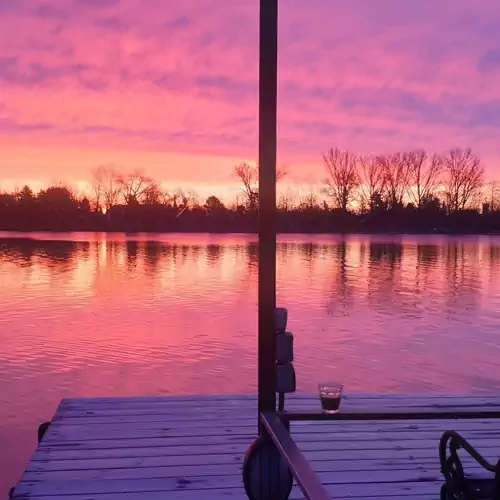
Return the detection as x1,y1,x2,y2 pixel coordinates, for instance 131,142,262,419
2,0,500,186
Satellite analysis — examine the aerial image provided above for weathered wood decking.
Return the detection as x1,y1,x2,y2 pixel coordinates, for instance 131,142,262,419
11,395,500,499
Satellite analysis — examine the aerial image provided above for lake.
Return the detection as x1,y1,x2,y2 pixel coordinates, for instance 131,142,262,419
2,232,500,496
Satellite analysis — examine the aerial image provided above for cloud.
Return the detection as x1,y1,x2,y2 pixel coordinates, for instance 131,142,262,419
74,0,120,7
93,16,128,30
479,50,500,72
35,3,70,20
0,0,17,13
0,119,54,132
163,16,190,30
0,59,91,86
2,0,500,184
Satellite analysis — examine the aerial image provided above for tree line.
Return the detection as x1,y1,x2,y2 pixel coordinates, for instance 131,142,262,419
1,148,500,233
320,147,486,213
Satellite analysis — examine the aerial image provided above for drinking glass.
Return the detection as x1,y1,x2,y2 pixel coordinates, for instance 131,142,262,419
319,382,344,414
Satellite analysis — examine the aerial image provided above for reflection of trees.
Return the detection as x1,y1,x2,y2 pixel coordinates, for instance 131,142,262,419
366,242,405,313
443,243,481,314
327,241,354,316
206,245,223,266
0,238,86,272
369,242,403,266
125,241,140,270
488,246,500,273
417,244,439,266
144,241,162,271
191,245,202,263
247,243,258,279
414,244,439,298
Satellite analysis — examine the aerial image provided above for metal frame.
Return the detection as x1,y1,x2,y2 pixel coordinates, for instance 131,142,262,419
261,412,331,500
259,408,500,500
276,408,500,421
257,0,278,424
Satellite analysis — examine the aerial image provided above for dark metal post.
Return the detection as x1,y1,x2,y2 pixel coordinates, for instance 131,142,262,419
258,0,278,429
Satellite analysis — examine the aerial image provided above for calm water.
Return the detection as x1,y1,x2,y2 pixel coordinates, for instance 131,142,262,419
2,232,500,495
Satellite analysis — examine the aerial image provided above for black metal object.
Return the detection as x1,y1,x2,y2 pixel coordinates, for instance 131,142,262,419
243,413,328,500
278,409,500,422
243,435,294,500
38,421,51,443
440,430,500,500
260,412,331,500
244,406,500,500
257,0,278,428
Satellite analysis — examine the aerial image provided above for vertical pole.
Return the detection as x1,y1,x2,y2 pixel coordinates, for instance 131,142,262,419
258,0,278,431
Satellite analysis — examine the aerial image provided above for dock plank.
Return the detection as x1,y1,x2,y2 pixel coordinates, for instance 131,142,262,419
11,394,500,499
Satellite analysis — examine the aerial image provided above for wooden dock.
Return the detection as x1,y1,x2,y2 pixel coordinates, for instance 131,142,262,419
10,394,500,499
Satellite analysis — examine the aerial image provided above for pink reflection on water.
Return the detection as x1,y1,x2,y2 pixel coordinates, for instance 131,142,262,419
2,232,500,495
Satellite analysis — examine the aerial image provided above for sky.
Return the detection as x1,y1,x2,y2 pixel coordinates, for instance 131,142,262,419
2,0,500,198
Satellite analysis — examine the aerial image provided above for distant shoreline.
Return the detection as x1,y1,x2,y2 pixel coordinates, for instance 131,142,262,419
2,201,500,235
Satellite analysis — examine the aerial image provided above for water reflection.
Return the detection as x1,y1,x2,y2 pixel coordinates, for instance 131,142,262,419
1,235,499,320
3,233,500,496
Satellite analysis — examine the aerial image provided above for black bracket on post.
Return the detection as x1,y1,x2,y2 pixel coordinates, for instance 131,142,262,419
275,307,295,412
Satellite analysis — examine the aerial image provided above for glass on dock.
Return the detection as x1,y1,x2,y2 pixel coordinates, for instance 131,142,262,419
319,382,344,414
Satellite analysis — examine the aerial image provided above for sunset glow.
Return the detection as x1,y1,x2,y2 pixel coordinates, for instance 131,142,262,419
2,0,500,191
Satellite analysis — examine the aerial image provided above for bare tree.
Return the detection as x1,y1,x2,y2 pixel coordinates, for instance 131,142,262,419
91,164,122,212
234,162,287,210
406,150,442,209
322,148,359,211
117,169,153,205
441,148,484,212
235,162,258,209
165,189,181,209
179,188,199,209
142,183,163,205
380,153,413,209
278,188,298,212
483,181,500,212
169,188,199,218
358,155,387,213
298,187,319,211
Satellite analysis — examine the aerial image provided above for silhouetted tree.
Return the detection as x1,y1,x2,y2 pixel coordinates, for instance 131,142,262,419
0,192,16,208
370,191,388,213
234,162,287,210
298,188,319,211
406,150,442,209
165,189,180,209
176,188,197,210
235,162,259,210
79,197,91,211
204,196,224,212
143,183,164,205
278,189,298,212
483,181,500,212
322,147,359,211
92,165,121,212
358,155,387,213
37,186,77,210
441,149,484,212
420,195,442,213
118,170,153,205
17,185,35,205
380,153,413,209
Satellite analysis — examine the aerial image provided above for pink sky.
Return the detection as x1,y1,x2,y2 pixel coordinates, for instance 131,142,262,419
2,0,500,196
